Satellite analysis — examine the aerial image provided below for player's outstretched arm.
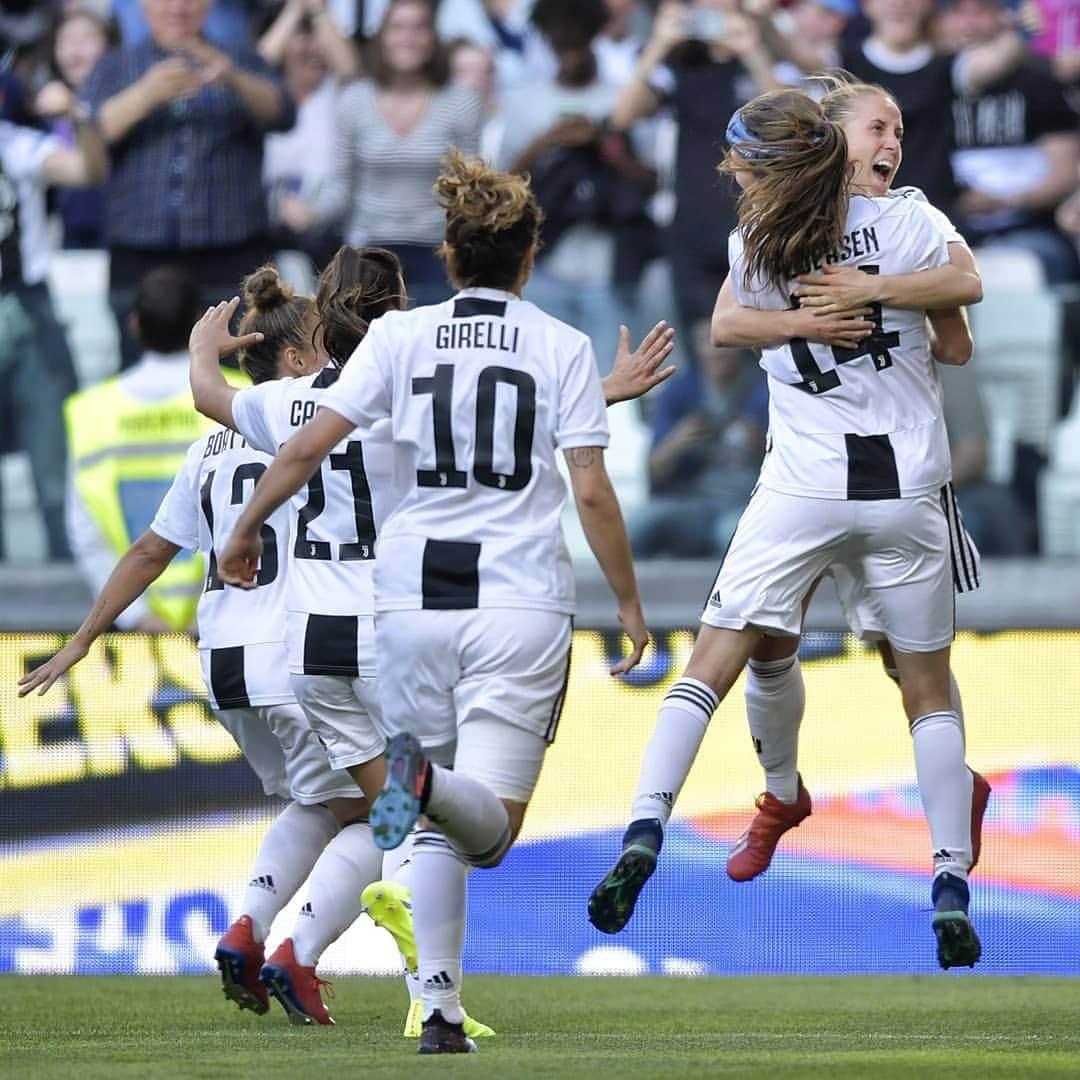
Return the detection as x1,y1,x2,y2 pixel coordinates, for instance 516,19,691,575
711,274,873,350
189,297,265,429
565,445,648,675
603,321,676,406
219,406,354,588
795,244,983,314
17,530,180,697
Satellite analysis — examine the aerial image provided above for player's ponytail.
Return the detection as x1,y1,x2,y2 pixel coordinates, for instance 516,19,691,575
719,89,851,295
315,245,406,365
238,265,316,384
436,147,542,291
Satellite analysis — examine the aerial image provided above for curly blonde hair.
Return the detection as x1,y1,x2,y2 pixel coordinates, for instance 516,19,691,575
435,147,543,290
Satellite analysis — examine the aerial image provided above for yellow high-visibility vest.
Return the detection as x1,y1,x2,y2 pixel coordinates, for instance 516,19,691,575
64,370,248,631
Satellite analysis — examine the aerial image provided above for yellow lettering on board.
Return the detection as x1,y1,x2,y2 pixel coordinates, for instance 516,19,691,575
0,634,86,788
70,635,177,775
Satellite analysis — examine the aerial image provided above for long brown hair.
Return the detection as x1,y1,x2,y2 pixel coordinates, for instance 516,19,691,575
435,148,543,291
719,89,851,294
237,266,315,384
315,246,406,365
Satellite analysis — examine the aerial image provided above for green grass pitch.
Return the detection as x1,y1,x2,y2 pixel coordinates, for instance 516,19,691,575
4,975,1079,1078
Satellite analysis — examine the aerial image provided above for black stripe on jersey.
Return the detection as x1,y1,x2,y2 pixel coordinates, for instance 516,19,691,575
421,539,481,609
311,365,343,389
209,646,250,709
544,624,573,744
453,298,506,318
845,434,901,500
303,614,360,676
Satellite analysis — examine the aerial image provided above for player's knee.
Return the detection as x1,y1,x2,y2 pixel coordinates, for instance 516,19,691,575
460,821,513,868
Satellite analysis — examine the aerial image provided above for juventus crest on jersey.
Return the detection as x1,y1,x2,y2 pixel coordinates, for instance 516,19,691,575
150,426,293,709
230,366,397,677
729,193,953,501
321,287,610,614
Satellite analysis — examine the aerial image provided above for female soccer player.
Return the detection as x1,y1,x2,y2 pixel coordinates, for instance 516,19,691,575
18,270,372,1018
589,87,982,971
212,150,650,1053
710,78,991,904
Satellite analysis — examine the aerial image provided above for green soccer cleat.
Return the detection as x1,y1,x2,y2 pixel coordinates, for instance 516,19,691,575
402,1001,495,1039
362,880,417,973
587,844,657,935
932,872,982,970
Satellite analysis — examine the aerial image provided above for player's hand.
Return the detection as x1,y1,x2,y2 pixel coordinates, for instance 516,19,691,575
604,321,676,405
611,604,649,675
785,306,873,349
17,638,89,698
219,528,263,589
795,264,882,313
189,297,263,359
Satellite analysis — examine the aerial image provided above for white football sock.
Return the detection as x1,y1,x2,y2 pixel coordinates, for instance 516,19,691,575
411,829,468,1024
630,677,718,826
241,801,338,942
910,710,972,879
291,821,382,967
745,656,803,803
424,766,510,866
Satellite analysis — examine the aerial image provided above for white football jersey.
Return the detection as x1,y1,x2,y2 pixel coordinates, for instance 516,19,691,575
321,287,610,614
730,194,951,500
230,367,396,676
892,185,964,245
150,427,293,708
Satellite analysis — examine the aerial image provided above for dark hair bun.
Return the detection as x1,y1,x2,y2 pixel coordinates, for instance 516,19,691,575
243,265,293,312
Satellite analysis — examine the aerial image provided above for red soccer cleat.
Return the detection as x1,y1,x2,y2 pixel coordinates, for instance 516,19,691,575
214,915,269,1015
260,939,336,1025
969,769,992,873
726,778,813,882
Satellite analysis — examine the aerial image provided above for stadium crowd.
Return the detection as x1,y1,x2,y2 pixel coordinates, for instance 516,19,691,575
0,0,1077,569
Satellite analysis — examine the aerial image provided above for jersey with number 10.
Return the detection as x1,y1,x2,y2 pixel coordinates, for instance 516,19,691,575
322,287,610,614
730,193,951,501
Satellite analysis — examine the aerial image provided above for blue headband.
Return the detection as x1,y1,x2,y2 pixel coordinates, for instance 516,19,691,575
725,107,829,161
725,108,777,161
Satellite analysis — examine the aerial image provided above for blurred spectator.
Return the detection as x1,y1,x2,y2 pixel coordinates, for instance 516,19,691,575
109,0,258,49
64,265,237,627
841,0,1027,218
628,320,767,558
941,0,1080,283
612,0,780,344
259,0,359,272
496,0,657,374
33,7,112,248
83,0,294,368
308,0,481,306
595,0,651,86
436,0,536,89
447,36,503,160
0,78,107,561
1024,0,1080,91
938,363,1037,554
759,0,857,84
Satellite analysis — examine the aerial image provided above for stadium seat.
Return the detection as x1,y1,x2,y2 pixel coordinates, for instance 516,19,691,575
968,288,1063,483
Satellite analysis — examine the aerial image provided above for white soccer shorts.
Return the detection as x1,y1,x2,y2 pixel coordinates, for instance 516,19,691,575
374,608,573,802
215,701,362,804
701,486,956,652
289,672,386,772
828,482,981,642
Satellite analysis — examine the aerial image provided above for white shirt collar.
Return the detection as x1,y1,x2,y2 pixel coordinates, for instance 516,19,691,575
453,286,520,302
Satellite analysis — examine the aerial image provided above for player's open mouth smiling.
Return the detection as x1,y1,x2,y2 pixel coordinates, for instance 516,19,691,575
872,159,894,182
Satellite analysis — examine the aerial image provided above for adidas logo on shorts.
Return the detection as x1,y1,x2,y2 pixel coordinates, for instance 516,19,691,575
709,590,722,606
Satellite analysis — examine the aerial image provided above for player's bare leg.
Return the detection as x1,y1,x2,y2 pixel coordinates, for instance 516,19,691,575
589,626,760,934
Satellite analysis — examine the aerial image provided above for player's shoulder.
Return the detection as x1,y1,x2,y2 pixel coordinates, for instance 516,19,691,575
889,185,929,205
853,192,930,230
